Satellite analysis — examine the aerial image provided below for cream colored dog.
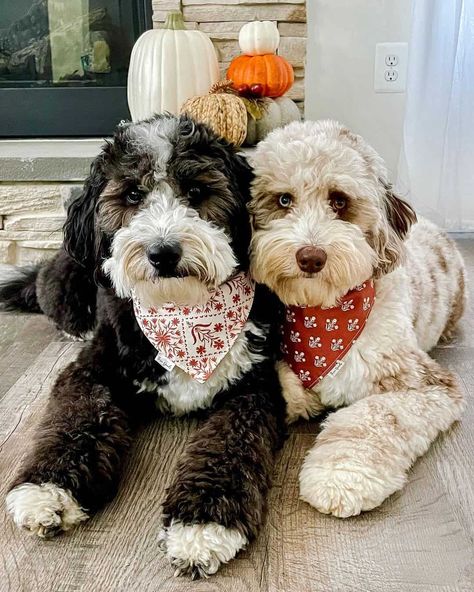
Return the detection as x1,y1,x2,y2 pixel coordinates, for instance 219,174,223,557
249,120,466,517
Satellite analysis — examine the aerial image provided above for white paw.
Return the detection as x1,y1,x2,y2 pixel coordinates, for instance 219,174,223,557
158,520,248,578
299,450,406,518
6,483,88,537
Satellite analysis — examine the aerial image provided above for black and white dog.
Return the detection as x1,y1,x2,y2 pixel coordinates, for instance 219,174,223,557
1,114,286,578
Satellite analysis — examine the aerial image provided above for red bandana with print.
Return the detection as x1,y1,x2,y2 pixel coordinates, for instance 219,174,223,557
133,272,255,383
282,280,376,389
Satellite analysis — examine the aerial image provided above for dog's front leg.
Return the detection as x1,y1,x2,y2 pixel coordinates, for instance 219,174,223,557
299,352,464,517
37,248,97,339
159,362,286,578
6,339,133,537
277,360,325,423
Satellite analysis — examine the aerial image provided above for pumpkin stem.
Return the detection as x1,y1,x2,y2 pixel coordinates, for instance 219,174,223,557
163,11,186,30
209,80,236,95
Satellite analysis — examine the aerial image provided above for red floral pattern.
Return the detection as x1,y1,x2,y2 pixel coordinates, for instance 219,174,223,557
133,272,255,383
282,280,376,389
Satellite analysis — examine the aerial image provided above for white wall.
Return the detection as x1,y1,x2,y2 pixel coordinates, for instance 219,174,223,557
305,0,412,176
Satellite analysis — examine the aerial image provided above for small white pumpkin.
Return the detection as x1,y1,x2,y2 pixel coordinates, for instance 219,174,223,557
238,21,280,56
127,11,219,121
245,96,301,145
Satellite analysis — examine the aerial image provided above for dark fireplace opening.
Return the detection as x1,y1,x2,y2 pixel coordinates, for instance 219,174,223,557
0,0,151,137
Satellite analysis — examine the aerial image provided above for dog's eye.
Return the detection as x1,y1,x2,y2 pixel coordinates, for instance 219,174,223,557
330,191,348,212
188,186,204,201
279,193,293,208
126,189,144,205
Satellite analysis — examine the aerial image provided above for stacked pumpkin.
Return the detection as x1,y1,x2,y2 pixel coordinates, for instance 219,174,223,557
127,12,300,146
228,20,301,146
182,20,301,146
229,21,294,99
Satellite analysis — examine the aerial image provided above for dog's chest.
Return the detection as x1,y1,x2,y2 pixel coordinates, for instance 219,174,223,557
134,321,264,415
311,276,416,408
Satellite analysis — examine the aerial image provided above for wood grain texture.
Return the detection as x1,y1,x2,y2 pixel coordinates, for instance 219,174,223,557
0,313,60,401
0,240,473,591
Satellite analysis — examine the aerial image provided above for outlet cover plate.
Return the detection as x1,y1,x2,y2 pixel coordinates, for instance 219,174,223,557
374,42,408,93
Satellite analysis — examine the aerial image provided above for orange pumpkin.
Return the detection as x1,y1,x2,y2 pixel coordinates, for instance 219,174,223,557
227,54,294,98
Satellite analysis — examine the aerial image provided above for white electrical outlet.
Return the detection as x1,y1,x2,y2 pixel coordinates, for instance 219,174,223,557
385,70,398,82
374,42,408,93
385,54,399,67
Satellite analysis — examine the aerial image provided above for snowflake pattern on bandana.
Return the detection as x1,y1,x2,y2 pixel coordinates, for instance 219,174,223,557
282,280,376,389
133,272,255,383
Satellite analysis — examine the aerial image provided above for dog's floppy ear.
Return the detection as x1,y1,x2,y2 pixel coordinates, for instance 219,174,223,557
63,151,110,281
372,183,417,276
225,151,254,270
177,114,254,270
385,187,417,240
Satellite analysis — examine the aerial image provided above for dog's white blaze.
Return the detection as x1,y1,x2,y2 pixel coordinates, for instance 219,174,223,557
103,188,237,303
135,321,265,415
159,520,248,576
129,117,178,176
6,482,88,536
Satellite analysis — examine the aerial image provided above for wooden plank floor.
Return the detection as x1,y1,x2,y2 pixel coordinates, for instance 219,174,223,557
0,240,473,592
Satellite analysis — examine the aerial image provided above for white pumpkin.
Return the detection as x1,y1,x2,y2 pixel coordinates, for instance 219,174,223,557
245,96,301,145
127,12,219,121
238,21,280,56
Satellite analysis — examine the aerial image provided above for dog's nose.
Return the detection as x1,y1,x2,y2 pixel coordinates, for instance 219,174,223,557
147,242,183,276
296,246,327,273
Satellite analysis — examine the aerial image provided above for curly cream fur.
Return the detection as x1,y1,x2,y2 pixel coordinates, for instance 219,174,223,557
158,520,248,578
251,120,466,517
6,483,88,537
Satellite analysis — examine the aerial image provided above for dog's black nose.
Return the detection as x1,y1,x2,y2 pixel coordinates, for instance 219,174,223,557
296,246,327,273
147,242,183,276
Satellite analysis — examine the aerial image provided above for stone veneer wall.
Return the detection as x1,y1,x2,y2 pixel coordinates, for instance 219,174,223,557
0,185,75,265
153,0,307,112
0,0,306,265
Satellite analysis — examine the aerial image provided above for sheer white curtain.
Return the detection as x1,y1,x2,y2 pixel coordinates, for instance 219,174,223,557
397,0,474,232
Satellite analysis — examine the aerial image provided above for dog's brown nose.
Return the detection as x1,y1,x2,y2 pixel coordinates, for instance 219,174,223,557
296,246,327,273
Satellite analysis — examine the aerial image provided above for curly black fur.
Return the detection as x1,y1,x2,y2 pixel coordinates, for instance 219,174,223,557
7,114,286,573
162,359,286,538
36,249,98,336
0,250,97,337
0,264,41,312
63,154,111,285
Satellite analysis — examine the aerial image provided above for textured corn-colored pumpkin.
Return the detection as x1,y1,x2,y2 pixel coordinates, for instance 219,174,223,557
227,54,294,98
181,82,247,146
245,97,301,146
